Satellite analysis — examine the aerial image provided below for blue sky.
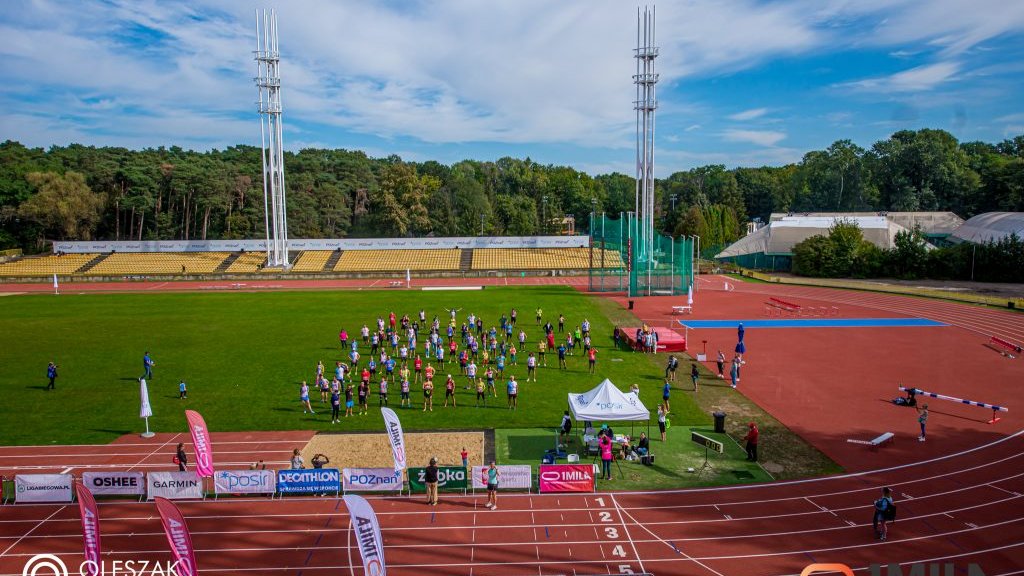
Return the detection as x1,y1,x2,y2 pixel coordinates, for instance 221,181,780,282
1,0,1023,176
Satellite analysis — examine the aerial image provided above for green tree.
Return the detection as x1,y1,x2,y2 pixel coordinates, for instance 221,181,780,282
18,171,106,244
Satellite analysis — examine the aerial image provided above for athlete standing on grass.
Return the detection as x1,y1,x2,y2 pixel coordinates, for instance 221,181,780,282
300,381,315,414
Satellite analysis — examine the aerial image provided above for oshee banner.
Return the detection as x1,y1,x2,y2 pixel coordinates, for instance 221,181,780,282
343,495,387,576
213,470,276,495
185,409,215,478
155,497,198,576
407,467,467,492
381,408,406,473
74,484,102,576
276,468,341,494
82,471,145,496
15,474,73,503
343,468,403,492
470,465,532,490
148,471,203,500
538,464,595,493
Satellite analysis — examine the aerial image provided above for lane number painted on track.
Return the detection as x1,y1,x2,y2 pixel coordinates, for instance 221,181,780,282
619,565,635,574
599,511,613,522
604,527,619,539
611,545,626,557
595,497,606,507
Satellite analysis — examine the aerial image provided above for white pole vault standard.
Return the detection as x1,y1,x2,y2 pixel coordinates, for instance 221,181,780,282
899,386,1009,424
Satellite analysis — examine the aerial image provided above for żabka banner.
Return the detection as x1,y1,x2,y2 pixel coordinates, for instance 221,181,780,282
538,464,594,493
82,471,145,496
213,470,276,495
343,495,387,576
470,465,532,490
74,484,102,576
185,410,215,478
342,468,403,492
380,408,406,472
155,497,198,576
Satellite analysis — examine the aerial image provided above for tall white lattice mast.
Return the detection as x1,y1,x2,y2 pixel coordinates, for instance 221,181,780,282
634,6,658,293
254,9,289,268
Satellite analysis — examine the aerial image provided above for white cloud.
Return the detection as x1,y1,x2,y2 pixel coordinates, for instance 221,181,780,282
721,129,787,147
684,124,702,132
841,61,960,93
728,108,769,121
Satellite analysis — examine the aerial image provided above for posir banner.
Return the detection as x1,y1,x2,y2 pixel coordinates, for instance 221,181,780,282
407,467,467,492
14,474,73,503
380,408,406,472
538,464,594,493
343,468,403,492
213,470,276,495
155,497,198,576
147,471,203,500
276,468,341,494
82,471,145,496
342,495,387,576
185,410,215,478
74,484,102,576
470,465,532,490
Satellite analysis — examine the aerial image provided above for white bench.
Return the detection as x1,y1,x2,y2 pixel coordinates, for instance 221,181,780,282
671,305,693,315
847,432,894,449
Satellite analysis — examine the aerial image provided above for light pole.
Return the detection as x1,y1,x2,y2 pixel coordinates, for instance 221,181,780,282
480,213,485,236
542,196,548,235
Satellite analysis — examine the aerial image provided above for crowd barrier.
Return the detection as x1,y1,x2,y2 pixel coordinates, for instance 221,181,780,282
2,464,599,503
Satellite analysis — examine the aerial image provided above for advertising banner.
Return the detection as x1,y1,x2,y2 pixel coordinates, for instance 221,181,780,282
74,484,102,576
213,470,276,495
343,495,387,576
82,471,145,496
155,497,198,576
407,467,467,492
184,410,215,478
276,468,341,494
470,465,533,490
14,474,73,503
538,464,595,493
342,468,404,492
147,471,203,500
380,408,406,472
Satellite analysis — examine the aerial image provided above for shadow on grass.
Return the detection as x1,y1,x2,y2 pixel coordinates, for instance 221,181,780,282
119,377,140,381
90,428,131,436
25,385,49,390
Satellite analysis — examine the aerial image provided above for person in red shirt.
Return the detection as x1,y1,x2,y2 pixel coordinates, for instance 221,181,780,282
546,331,555,349
588,347,598,374
413,355,424,384
425,363,436,382
743,422,759,462
444,375,457,407
389,311,396,329
361,368,371,385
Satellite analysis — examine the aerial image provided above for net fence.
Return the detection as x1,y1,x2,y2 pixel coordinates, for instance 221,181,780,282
588,213,693,296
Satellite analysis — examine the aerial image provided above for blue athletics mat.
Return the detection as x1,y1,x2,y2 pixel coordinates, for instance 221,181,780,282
679,318,947,329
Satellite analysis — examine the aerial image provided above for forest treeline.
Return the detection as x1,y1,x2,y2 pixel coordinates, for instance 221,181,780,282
0,128,1021,252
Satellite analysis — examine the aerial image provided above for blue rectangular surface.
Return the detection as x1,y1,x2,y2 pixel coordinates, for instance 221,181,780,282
679,318,947,329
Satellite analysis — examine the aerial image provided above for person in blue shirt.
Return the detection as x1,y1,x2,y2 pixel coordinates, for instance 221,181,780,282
142,352,154,380
557,344,567,369
46,362,58,390
485,461,501,510
662,380,671,412
506,376,519,410
872,487,895,540
179,380,187,399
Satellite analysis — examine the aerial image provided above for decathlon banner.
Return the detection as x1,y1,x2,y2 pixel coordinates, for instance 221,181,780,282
276,468,341,494
185,409,215,478
147,471,203,500
82,471,145,496
343,468,403,492
342,495,387,576
213,470,276,495
14,474,73,502
380,407,407,472
155,497,198,576
407,467,467,492
538,464,594,493
75,484,102,576
470,465,532,490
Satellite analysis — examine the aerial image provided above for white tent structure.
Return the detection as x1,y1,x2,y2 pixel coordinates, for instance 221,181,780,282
568,379,650,422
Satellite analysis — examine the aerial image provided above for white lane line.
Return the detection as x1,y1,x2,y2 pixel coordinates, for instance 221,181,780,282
0,506,65,557
611,493,647,576
126,433,180,473
59,467,73,475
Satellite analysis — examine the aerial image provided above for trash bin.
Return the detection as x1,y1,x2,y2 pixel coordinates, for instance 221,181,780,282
713,411,726,434
628,300,634,310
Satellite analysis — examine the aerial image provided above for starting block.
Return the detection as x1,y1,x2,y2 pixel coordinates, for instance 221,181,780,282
672,305,693,315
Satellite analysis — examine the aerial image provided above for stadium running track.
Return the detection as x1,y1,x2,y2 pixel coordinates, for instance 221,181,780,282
2,275,1023,575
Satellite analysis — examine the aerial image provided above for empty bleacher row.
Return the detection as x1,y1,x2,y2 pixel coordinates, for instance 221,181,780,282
0,247,628,277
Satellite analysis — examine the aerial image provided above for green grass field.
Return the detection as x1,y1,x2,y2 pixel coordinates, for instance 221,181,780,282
0,286,708,445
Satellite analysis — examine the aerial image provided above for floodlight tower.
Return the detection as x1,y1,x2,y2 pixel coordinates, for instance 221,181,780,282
254,8,290,268
634,6,658,294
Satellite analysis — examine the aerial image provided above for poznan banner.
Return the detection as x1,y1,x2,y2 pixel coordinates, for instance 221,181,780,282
74,484,102,576
342,468,403,492
185,410,215,478
343,495,387,576
380,408,406,473
155,497,198,576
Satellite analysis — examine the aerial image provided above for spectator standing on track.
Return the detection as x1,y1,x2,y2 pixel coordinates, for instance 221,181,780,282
425,457,439,506
690,363,699,392
743,422,759,461
46,362,58,390
716,350,726,378
485,461,500,510
730,358,739,389
917,404,929,442
175,443,188,471
657,404,668,441
872,487,895,540
142,351,155,380
290,449,304,469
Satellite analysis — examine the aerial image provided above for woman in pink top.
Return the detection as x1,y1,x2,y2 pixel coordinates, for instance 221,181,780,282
599,433,614,480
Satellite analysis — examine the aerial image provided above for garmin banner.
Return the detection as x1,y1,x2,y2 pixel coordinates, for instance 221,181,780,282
276,468,341,494
15,473,73,503
147,471,203,500
470,465,532,490
343,468,404,492
82,471,145,496
53,235,588,254
213,470,276,495
407,467,467,492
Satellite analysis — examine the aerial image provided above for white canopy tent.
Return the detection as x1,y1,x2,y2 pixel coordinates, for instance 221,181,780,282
568,379,650,422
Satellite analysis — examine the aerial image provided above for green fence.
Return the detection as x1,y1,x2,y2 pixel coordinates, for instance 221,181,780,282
588,213,693,296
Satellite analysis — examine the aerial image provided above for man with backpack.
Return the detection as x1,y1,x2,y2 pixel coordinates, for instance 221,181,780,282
872,487,896,540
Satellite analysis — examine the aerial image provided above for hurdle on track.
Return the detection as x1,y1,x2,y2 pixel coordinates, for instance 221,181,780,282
899,386,1009,425
985,335,1022,359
